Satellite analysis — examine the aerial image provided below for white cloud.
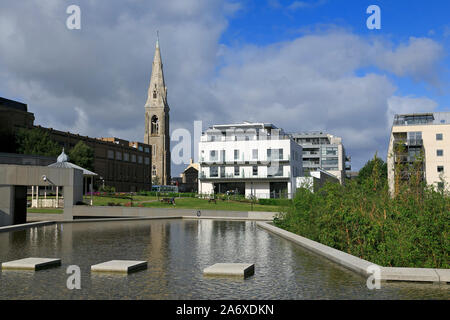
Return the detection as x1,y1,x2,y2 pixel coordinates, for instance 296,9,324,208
386,96,438,128
373,37,445,86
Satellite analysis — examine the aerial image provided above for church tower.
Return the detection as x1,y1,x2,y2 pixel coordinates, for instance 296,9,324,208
144,35,171,185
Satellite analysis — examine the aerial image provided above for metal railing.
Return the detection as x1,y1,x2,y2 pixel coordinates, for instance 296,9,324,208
199,172,290,179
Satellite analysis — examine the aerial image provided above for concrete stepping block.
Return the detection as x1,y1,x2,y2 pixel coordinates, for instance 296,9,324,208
1,257,61,271
91,260,147,273
203,263,255,278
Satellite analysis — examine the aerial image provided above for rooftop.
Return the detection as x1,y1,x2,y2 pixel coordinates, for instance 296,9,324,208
0,97,28,112
393,112,450,126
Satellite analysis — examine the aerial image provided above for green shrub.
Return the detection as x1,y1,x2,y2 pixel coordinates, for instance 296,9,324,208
258,198,292,206
274,155,449,269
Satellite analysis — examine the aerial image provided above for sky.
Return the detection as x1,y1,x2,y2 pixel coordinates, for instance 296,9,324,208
0,0,449,176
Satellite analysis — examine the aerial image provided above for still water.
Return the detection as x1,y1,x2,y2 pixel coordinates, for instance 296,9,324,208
0,219,448,299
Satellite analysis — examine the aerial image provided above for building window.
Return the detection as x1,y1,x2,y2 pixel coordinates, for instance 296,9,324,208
152,165,156,176
437,182,444,191
210,150,217,161
138,156,143,164
220,166,225,177
252,149,258,160
131,154,136,163
107,150,114,159
437,149,443,156
144,157,150,165
437,166,444,173
267,148,283,160
234,166,239,176
253,166,258,176
124,153,129,162
144,147,150,153
210,166,218,177
116,151,122,161
234,150,239,160
436,133,443,141
322,157,338,166
268,165,283,177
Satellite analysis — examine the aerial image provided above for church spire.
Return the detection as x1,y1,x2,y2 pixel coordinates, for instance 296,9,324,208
144,32,171,186
145,33,167,109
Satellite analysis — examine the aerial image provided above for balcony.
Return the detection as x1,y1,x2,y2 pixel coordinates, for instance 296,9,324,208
199,171,290,180
407,139,423,146
199,156,291,165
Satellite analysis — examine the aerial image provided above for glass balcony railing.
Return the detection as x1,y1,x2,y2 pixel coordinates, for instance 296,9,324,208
199,171,290,179
200,155,291,164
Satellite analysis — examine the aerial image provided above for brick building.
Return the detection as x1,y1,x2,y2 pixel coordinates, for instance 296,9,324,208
0,97,152,192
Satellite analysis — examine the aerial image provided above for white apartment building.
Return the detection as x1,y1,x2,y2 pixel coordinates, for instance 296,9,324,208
387,112,450,194
198,122,303,199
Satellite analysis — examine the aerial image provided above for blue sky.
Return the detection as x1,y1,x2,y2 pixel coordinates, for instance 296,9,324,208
221,0,450,111
0,0,449,174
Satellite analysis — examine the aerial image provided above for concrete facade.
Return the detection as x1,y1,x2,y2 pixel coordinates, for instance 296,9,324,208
0,164,83,226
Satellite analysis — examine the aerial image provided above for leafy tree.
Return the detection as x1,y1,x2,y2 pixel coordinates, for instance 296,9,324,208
357,153,387,184
68,141,94,171
15,128,60,157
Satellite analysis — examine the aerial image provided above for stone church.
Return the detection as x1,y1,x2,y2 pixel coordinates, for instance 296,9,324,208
144,36,171,186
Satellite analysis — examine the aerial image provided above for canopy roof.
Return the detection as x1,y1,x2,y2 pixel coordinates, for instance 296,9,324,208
48,148,98,177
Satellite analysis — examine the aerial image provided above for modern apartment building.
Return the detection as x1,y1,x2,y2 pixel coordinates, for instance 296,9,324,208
198,122,303,199
290,132,349,183
387,112,450,194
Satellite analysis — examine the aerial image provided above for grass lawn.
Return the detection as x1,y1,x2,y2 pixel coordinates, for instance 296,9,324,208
27,208,63,214
27,195,283,213
140,197,282,212
83,195,158,206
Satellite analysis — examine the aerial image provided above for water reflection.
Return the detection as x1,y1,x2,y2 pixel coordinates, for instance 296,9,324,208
0,219,448,300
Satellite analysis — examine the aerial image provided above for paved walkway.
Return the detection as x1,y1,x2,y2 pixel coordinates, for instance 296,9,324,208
27,213,65,222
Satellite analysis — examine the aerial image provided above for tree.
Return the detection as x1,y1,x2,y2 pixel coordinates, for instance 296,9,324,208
15,128,60,157
357,153,387,185
68,141,94,171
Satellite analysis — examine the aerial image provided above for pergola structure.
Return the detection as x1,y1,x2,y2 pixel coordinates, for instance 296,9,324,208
30,149,98,207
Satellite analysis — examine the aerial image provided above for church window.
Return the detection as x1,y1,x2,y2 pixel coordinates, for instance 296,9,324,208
153,90,157,99
151,115,159,134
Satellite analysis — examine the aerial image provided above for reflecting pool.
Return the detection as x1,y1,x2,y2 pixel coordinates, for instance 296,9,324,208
0,219,448,299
